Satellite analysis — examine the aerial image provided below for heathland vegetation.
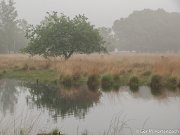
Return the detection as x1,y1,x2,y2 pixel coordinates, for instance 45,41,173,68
0,53,180,90
0,0,180,94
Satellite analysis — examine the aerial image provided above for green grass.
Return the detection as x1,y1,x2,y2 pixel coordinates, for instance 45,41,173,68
0,69,58,82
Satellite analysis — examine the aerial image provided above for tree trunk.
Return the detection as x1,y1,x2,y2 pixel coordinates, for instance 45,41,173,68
13,40,16,53
64,51,74,60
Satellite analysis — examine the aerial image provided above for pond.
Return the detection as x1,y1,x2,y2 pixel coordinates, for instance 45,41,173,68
0,80,180,135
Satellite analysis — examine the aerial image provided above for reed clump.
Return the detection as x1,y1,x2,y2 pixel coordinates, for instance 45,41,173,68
0,72,2,78
165,76,177,90
87,74,100,91
150,74,162,89
101,74,114,91
112,75,121,90
62,75,73,87
129,76,139,91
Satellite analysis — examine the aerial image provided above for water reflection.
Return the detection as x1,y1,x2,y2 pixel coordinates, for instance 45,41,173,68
151,88,163,97
0,80,19,115
24,82,101,119
128,86,180,100
0,80,180,118
0,80,180,135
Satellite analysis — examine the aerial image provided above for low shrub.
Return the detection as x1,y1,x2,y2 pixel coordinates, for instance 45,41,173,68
166,77,177,90
101,74,113,91
178,80,180,88
72,73,81,82
52,129,59,135
29,66,36,70
113,75,121,90
2,70,6,74
59,74,65,81
142,71,151,76
21,63,29,71
87,75,100,91
62,75,73,87
150,75,162,90
43,62,51,70
0,72,2,78
129,76,139,91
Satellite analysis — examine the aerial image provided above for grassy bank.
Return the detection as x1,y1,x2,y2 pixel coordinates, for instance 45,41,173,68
0,53,180,88
0,69,58,82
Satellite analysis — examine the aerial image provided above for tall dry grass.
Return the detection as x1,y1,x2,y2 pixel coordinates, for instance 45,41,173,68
55,53,180,77
0,53,180,77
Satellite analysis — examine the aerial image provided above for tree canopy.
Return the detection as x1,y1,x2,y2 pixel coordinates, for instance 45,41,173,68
23,12,106,60
112,9,180,52
97,9,180,52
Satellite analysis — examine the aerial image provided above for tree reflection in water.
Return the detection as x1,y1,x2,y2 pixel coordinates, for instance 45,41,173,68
0,80,19,115
25,82,101,120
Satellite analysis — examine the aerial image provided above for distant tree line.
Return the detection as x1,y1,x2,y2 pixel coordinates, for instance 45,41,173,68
0,0,28,53
100,9,180,52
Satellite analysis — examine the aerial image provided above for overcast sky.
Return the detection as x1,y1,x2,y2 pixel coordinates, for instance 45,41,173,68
15,0,180,27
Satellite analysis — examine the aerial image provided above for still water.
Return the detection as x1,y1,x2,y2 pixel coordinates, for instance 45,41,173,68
0,80,180,135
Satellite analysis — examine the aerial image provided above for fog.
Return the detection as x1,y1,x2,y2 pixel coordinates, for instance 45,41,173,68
175,0,180,6
15,0,180,27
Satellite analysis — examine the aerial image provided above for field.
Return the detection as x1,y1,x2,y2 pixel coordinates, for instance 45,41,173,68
0,53,180,85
